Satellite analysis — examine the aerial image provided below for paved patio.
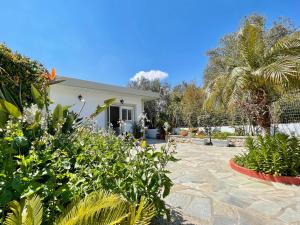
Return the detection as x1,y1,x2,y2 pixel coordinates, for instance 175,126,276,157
162,143,300,225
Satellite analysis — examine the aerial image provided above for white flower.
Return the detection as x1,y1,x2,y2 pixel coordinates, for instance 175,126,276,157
22,104,39,124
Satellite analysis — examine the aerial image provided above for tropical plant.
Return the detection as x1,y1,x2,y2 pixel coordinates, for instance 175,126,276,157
234,134,300,176
4,192,155,225
205,16,300,134
4,195,43,225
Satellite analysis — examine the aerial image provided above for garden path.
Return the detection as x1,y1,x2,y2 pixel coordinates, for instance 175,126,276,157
154,142,300,225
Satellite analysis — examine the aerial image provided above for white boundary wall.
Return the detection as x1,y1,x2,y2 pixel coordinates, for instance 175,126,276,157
173,123,300,137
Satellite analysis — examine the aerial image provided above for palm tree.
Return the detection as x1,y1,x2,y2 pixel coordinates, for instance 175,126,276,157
205,20,300,134
4,192,155,225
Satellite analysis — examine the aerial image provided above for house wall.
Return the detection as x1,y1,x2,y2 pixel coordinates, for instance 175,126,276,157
49,84,144,129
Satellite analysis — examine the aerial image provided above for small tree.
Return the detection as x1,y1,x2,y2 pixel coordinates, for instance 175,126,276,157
197,111,218,145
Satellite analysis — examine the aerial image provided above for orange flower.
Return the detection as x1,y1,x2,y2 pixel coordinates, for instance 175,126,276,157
50,68,56,80
45,68,56,81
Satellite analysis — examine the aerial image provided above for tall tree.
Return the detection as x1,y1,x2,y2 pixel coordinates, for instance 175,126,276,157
181,83,205,127
205,15,300,134
166,82,188,127
128,77,170,128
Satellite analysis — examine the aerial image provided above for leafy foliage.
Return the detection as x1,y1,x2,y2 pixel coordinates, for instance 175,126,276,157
0,84,116,223
181,84,205,128
4,192,155,225
72,131,177,218
131,121,143,139
234,134,300,176
211,131,234,140
0,82,175,224
128,77,170,129
0,43,48,105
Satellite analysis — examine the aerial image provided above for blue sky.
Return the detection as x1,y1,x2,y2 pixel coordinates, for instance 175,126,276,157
1,0,299,87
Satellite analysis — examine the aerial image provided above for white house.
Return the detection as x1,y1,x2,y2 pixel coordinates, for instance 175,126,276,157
50,76,159,133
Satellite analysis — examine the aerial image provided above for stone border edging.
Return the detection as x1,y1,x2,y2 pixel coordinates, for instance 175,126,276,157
229,160,300,185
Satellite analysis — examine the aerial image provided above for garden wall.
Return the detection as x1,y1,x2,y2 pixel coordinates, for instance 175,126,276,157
173,123,300,137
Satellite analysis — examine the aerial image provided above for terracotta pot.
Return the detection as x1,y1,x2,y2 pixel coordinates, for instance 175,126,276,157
180,130,188,137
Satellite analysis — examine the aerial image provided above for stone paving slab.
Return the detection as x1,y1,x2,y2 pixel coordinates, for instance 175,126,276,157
160,143,300,225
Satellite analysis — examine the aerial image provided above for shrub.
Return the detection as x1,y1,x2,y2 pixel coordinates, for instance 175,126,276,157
73,131,177,218
212,131,234,140
234,134,300,176
131,121,143,139
0,84,176,223
0,43,48,104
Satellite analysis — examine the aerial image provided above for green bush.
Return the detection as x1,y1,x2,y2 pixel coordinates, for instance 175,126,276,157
73,131,176,218
131,121,143,138
212,131,234,140
0,43,48,104
234,134,300,176
0,84,176,224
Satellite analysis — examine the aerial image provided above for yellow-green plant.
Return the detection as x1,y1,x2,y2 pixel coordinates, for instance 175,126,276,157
4,195,43,225
4,192,155,225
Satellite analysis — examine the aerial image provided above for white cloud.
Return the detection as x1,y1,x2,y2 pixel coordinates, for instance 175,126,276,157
130,70,168,81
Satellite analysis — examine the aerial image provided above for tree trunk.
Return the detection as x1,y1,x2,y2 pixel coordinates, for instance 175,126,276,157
255,101,271,136
242,89,272,136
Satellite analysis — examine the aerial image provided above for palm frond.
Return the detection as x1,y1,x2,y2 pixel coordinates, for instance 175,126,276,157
204,74,229,110
237,21,265,69
254,55,300,88
55,191,128,225
25,195,43,225
125,197,156,225
4,195,43,225
267,31,300,58
204,66,251,111
4,200,23,225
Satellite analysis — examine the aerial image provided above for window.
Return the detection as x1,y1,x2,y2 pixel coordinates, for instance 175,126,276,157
122,109,127,120
128,109,132,120
121,108,133,121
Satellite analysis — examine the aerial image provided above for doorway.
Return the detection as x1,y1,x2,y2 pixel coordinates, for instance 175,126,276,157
109,106,120,130
107,105,134,134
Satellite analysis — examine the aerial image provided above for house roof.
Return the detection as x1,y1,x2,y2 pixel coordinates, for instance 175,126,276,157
57,76,159,101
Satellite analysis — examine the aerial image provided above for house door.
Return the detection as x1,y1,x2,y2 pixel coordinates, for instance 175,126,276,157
108,106,134,134
109,106,120,130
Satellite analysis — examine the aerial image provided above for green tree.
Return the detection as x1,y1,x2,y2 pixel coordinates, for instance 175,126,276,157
181,83,205,128
205,16,300,134
166,82,188,127
128,77,170,128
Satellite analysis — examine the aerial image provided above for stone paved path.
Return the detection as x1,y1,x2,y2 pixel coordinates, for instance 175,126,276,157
162,143,300,225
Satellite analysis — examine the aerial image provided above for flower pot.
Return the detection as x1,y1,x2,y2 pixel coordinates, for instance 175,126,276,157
180,130,188,137
146,128,158,139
